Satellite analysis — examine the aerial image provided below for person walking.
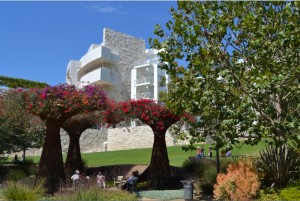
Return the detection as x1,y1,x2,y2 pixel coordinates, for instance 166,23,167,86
201,145,205,158
209,146,213,158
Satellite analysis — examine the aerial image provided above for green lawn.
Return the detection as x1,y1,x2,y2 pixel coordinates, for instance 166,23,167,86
21,141,267,167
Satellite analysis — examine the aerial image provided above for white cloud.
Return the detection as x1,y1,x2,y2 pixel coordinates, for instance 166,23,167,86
86,5,118,14
85,3,126,15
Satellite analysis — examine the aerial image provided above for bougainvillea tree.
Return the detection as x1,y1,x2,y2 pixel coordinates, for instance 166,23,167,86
120,99,181,189
21,84,107,193
62,111,102,175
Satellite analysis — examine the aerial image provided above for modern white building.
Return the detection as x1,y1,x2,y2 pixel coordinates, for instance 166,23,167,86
63,28,181,152
66,28,169,102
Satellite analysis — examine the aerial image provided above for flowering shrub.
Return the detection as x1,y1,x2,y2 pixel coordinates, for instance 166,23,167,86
120,99,180,132
101,99,127,127
22,84,107,121
214,158,260,201
14,84,107,193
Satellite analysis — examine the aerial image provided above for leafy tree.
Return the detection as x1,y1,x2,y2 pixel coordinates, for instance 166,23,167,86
1,90,45,157
0,75,48,88
20,84,107,193
150,1,300,150
0,90,45,158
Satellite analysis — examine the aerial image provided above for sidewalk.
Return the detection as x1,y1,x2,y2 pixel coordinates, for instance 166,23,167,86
137,190,216,201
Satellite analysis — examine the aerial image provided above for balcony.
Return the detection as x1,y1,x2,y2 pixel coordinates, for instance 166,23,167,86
134,77,154,85
80,67,117,86
77,46,119,79
80,45,118,67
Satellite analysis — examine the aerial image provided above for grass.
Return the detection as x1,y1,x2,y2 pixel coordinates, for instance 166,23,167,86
2,180,45,201
6,141,267,167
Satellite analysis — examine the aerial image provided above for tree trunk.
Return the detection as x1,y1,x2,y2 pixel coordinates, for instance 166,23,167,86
38,121,65,194
147,129,171,189
216,145,220,173
65,135,84,177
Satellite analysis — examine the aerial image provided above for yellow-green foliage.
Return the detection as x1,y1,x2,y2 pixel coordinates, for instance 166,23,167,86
279,181,300,200
3,180,45,201
258,189,281,201
60,187,137,201
214,158,260,201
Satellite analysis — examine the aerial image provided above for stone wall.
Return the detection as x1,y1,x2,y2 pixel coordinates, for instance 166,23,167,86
107,125,189,151
103,28,145,101
22,125,189,157
60,128,108,153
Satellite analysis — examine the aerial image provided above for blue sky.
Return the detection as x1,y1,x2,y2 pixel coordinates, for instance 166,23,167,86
0,1,176,86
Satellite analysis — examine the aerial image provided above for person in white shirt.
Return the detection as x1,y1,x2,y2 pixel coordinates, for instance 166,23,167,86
71,170,80,187
96,172,106,188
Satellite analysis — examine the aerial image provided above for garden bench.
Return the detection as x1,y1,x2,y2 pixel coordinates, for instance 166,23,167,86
114,176,125,187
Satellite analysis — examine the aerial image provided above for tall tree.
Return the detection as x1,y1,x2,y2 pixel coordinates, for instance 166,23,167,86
0,90,45,158
120,99,181,189
21,84,107,193
150,1,300,149
62,111,102,175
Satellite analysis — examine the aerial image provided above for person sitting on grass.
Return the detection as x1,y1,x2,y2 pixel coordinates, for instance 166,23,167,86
122,171,139,192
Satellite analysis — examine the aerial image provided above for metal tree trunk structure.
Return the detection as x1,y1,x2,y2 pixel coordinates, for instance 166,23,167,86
147,126,171,189
64,132,84,175
39,120,65,193
62,112,100,175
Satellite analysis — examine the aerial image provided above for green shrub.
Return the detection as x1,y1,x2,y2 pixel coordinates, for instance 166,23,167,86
3,180,45,201
61,186,137,201
258,189,281,201
7,169,27,181
200,167,217,195
183,158,219,196
182,159,206,178
279,181,300,200
257,144,300,188
220,158,233,173
20,159,37,175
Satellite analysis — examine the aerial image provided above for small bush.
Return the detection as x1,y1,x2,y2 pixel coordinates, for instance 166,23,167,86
7,169,27,181
258,189,281,201
220,158,233,173
61,186,137,201
200,167,217,195
214,158,260,201
279,181,300,200
182,159,206,178
3,180,45,201
20,159,37,175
